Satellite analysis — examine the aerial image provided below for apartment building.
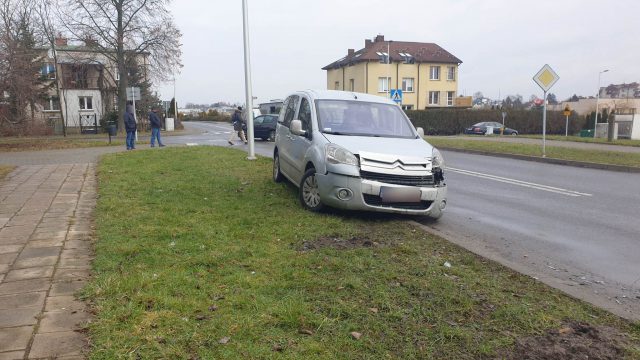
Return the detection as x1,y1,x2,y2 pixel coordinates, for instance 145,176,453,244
322,35,462,110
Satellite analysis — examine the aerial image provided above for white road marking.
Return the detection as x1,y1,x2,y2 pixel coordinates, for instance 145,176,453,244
186,143,199,146
448,167,593,197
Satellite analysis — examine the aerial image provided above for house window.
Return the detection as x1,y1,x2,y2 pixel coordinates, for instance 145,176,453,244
378,77,391,93
430,66,440,80
429,91,440,105
401,105,413,110
41,63,56,80
376,52,389,64
447,66,456,81
402,78,414,92
447,91,455,106
44,96,60,111
334,81,340,90
79,96,93,110
349,79,355,91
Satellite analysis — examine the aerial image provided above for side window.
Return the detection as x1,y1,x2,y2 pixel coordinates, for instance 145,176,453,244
298,98,312,132
254,116,264,125
282,95,299,127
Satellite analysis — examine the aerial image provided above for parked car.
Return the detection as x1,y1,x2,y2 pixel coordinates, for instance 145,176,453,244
464,122,518,135
273,90,447,219
253,114,278,141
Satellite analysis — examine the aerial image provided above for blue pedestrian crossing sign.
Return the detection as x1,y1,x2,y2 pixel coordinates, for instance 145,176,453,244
390,89,403,103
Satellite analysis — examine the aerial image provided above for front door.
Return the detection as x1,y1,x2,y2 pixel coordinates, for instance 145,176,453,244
277,95,300,178
287,96,314,183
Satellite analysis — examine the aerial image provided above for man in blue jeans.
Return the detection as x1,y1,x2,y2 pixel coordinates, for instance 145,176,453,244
124,104,137,150
149,107,165,147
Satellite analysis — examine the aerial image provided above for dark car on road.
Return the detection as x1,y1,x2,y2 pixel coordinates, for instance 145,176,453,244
464,122,518,135
253,114,278,141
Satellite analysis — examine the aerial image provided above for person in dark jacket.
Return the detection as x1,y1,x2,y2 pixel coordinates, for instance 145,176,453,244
124,104,137,150
148,107,165,147
228,106,247,145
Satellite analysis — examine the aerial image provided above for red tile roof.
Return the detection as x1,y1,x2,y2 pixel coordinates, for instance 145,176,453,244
322,36,462,70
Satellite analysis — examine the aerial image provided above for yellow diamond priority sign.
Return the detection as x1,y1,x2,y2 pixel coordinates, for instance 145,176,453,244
533,64,559,92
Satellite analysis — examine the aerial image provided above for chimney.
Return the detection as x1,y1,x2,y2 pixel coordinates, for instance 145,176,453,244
365,39,372,48
374,34,385,43
347,48,354,57
55,37,67,47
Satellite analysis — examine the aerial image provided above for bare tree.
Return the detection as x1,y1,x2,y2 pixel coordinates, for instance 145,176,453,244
58,0,182,131
0,0,49,132
34,0,67,135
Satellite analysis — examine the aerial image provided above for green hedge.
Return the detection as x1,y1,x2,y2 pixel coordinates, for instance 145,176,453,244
405,109,585,135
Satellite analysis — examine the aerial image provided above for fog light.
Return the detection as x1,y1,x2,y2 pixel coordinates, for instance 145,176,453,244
337,188,353,201
439,200,447,210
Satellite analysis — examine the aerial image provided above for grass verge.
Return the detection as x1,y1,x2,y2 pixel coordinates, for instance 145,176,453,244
88,147,640,359
426,138,640,168
0,165,15,181
519,135,640,147
0,136,118,151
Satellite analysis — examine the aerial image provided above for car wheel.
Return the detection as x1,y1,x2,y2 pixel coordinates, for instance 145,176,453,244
299,168,323,212
511,132,518,136
273,152,284,183
267,130,276,142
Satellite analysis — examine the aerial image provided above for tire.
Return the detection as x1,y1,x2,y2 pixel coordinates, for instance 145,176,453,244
273,152,284,183
267,130,276,142
511,132,518,136
299,168,323,212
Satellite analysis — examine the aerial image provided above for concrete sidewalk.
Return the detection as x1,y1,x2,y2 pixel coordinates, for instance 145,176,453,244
0,164,96,358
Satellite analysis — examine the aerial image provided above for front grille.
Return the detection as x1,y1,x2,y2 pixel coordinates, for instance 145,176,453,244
363,194,433,210
360,171,434,186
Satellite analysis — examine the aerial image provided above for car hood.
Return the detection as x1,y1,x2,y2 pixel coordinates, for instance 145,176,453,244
323,134,434,158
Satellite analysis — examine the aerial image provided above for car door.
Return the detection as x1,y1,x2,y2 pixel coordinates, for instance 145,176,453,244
287,96,314,183
253,115,266,138
277,95,300,178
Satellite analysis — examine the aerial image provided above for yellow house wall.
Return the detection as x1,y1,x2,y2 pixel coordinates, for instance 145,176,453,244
418,63,458,108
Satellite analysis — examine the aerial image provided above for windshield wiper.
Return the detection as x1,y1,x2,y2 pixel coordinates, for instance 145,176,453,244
322,131,350,135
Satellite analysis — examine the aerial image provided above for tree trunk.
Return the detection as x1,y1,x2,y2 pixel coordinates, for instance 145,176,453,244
607,112,616,142
116,1,126,133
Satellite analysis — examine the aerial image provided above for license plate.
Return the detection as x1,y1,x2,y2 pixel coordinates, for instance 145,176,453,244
379,187,422,203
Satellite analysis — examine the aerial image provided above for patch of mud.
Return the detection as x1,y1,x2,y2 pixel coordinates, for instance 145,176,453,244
299,236,378,251
501,321,631,360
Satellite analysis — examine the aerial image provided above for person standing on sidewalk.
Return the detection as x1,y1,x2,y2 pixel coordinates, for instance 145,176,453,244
124,104,137,150
228,106,247,145
149,107,165,147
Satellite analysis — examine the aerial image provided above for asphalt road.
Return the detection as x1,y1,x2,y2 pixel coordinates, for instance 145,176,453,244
170,122,640,320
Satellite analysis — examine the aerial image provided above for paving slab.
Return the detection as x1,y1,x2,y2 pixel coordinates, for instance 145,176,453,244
28,331,85,358
0,351,26,360
0,308,40,327
0,326,33,352
4,266,54,282
0,292,46,310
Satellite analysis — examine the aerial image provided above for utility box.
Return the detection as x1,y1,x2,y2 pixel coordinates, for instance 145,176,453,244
165,117,175,132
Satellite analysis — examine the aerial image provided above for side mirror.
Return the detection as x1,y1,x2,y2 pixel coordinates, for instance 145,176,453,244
290,119,307,136
416,127,425,138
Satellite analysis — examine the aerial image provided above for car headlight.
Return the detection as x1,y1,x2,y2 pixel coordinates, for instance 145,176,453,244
326,144,359,166
432,147,445,170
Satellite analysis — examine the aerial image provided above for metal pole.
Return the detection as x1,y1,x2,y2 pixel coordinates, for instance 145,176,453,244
132,87,138,142
387,40,390,97
565,115,569,137
542,90,547,157
242,0,256,160
173,76,177,122
594,69,608,138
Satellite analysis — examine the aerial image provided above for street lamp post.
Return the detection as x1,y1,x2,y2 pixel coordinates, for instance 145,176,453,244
593,69,609,138
242,0,256,160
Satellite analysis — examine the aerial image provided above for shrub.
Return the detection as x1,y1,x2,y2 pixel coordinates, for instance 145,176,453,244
405,108,585,135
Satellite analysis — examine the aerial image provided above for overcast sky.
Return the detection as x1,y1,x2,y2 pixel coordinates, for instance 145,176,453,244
157,0,640,107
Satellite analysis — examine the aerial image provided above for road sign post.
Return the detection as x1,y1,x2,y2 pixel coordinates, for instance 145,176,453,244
533,64,560,158
563,106,571,137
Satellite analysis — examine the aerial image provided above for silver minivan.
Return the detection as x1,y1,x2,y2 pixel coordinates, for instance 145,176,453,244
273,90,447,219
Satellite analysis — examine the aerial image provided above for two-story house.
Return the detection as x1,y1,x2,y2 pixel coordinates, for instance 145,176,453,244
38,37,148,133
322,35,462,110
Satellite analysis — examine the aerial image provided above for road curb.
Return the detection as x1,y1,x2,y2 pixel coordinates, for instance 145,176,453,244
438,147,640,173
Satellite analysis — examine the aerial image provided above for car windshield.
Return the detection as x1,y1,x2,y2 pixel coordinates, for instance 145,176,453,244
315,100,416,138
